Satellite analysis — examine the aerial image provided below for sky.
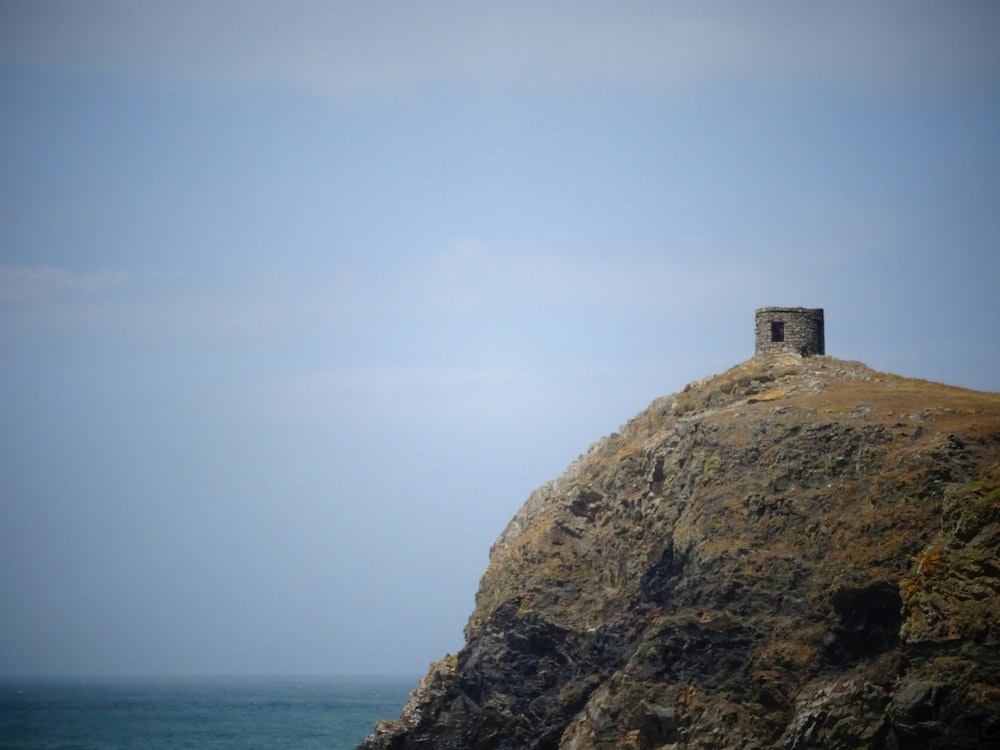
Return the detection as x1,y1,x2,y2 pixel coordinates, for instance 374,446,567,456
1,1,999,676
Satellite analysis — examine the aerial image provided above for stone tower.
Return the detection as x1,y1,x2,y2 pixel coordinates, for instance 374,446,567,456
755,307,825,357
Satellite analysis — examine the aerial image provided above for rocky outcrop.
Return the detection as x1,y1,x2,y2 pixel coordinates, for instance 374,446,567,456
360,355,1000,749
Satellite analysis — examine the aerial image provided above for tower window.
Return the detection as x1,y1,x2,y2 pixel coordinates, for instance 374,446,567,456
771,321,785,342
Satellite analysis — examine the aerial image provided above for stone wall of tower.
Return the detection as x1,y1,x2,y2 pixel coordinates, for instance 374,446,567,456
754,307,825,357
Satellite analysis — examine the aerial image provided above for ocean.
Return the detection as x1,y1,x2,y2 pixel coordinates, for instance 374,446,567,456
0,675,415,750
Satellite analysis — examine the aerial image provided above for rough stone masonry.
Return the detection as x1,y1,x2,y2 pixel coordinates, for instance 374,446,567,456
754,306,825,357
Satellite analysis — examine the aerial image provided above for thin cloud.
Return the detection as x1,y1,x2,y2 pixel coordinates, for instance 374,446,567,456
0,237,790,353
2,2,997,97
0,265,128,302
415,234,756,320
268,364,556,430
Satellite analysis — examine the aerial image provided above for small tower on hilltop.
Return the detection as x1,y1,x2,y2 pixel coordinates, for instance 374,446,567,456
755,307,825,357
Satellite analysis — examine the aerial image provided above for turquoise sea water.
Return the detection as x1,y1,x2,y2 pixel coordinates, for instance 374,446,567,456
0,675,415,749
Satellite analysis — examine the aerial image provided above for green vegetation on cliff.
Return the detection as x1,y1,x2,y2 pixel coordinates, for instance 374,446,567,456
362,356,1000,749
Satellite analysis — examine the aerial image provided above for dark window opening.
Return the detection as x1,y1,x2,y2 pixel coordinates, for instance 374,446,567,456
771,321,785,342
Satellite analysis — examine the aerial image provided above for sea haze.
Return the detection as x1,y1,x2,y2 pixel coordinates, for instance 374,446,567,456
0,674,415,750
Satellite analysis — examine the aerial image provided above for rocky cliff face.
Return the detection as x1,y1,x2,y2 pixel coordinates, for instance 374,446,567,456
360,356,1000,749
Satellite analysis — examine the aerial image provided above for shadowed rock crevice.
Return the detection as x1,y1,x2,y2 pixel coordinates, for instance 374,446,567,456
637,543,682,605
823,582,903,665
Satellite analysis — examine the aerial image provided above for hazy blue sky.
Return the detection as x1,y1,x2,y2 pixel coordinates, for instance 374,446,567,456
2,1,998,676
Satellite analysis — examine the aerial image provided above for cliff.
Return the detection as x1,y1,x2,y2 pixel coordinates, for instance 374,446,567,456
360,355,1000,749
